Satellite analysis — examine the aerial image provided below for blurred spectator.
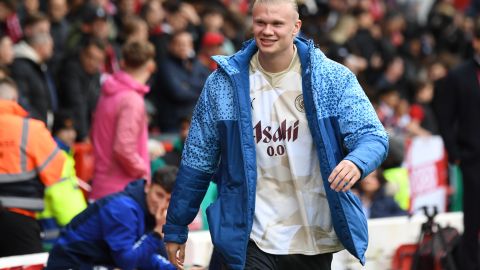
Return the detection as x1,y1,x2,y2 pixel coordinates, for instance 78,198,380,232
409,80,439,135
428,0,469,55
381,12,406,58
45,167,178,270
220,9,245,53
64,0,87,23
57,37,105,142
121,15,149,44
66,4,119,74
0,0,23,42
0,77,68,257
113,0,137,35
90,41,155,200
152,31,210,132
161,116,191,167
433,22,480,270
376,87,401,132
163,1,201,46
10,13,56,128
18,0,40,24
350,8,384,85
353,169,407,219
427,59,449,82
0,33,14,66
47,0,70,75
141,0,168,62
201,6,225,33
37,110,87,250
22,10,50,36
200,6,237,55
327,15,368,75
198,31,224,71
374,55,407,98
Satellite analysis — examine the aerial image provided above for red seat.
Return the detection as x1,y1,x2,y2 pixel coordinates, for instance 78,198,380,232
391,243,418,270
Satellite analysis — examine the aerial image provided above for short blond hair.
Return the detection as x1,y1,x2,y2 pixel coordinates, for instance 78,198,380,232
252,0,299,15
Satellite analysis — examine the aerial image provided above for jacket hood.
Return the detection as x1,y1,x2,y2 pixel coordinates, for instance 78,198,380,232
122,179,156,231
212,37,324,75
0,100,28,117
14,41,41,64
101,71,150,96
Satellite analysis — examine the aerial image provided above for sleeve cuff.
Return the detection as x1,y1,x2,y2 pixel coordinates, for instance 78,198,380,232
162,224,189,244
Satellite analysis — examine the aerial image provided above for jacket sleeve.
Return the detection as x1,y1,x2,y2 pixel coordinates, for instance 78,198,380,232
112,92,149,179
44,175,87,226
336,70,389,178
29,120,67,186
100,199,174,270
163,73,221,244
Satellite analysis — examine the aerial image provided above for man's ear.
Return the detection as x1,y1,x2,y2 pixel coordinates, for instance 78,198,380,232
293,19,302,36
144,182,151,193
146,60,156,73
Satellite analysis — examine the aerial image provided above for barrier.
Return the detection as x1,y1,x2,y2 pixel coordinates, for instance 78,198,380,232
0,253,48,270
0,231,213,269
332,212,463,270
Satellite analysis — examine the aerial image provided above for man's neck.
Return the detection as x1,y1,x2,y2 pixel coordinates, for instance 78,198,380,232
257,45,296,73
125,69,149,85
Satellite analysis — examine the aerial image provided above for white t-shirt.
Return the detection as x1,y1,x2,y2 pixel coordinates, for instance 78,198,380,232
249,46,342,255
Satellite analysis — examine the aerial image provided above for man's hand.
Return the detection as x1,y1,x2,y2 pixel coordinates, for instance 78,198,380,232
328,160,361,192
166,242,186,270
155,208,167,235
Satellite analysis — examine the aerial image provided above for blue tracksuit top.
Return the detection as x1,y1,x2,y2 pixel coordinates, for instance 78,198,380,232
163,37,389,269
46,180,175,270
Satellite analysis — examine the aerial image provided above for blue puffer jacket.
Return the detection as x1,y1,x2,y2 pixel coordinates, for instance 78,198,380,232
46,180,175,270
164,37,389,269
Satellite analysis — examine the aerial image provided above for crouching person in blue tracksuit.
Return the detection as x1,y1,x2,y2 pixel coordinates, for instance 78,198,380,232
45,166,178,270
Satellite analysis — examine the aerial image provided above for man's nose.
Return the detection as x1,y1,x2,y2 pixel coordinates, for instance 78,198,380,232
263,24,274,35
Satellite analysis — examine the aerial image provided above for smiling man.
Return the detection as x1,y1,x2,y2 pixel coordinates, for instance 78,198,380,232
164,1,388,269
45,166,178,270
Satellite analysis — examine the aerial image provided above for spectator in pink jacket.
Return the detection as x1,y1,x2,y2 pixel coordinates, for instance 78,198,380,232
90,41,156,200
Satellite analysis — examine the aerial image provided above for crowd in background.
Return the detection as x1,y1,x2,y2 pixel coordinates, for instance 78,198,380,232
1,0,477,138
1,0,479,258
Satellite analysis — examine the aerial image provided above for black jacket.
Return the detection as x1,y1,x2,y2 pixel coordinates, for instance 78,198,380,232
433,59,480,163
57,56,101,141
10,42,57,125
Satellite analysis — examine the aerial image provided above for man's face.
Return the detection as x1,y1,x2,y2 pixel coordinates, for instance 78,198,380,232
145,183,171,216
0,36,14,65
91,19,109,40
169,32,194,60
252,2,301,57
80,45,105,74
48,0,68,22
36,34,54,62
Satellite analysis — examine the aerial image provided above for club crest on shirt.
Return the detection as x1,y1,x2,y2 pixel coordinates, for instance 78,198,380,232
295,94,304,112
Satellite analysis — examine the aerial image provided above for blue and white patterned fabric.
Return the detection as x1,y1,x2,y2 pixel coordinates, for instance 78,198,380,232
164,37,388,270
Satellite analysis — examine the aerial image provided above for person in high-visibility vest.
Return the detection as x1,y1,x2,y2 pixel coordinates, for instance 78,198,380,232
0,77,71,256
